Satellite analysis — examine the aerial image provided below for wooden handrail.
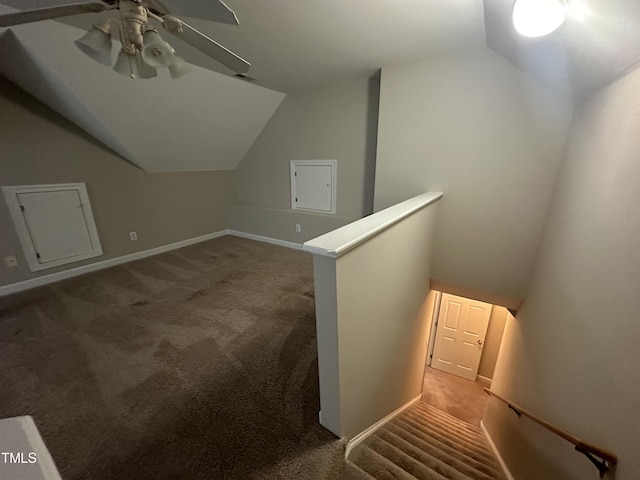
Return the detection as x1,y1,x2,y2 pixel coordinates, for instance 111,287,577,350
484,388,617,472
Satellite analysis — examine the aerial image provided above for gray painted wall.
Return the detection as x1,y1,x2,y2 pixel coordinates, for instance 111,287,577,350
484,66,640,480
0,78,232,287
375,48,572,303
231,75,379,242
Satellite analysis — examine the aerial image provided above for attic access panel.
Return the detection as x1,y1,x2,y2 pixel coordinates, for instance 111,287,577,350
2,183,103,272
290,160,337,214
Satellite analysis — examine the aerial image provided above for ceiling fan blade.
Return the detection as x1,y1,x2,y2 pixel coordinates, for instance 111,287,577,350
145,0,171,17
159,0,238,25
165,20,250,74
0,2,110,28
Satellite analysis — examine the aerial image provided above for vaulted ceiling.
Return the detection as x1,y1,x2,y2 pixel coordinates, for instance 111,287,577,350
1,0,639,171
0,0,486,171
484,0,640,102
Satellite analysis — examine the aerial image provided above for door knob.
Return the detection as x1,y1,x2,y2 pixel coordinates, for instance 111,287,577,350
478,339,483,345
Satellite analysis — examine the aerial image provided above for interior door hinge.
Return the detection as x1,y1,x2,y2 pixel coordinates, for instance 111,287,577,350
36,253,41,259
294,172,297,176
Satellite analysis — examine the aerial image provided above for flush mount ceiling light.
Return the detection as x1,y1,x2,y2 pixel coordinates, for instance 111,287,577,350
512,0,569,38
0,0,251,80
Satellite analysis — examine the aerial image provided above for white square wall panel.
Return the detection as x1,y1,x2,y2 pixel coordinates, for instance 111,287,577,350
290,160,337,214
3,183,103,272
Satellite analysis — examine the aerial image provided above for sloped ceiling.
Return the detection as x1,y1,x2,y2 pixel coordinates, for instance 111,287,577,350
484,0,640,102
0,0,487,172
0,4,286,172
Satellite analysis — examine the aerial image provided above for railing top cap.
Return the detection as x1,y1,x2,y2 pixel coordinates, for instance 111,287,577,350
303,191,443,258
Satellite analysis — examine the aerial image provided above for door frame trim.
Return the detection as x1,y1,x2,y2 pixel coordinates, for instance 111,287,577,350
426,291,442,366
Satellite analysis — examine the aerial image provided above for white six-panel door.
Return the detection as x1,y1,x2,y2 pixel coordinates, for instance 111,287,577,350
431,293,492,380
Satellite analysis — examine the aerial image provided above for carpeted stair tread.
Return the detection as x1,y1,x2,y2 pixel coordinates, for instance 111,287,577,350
405,404,488,446
369,435,458,480
350,403,506,480
396,415,497,465
342,461,378,479
403,411,488,453
393,417,500,471
384,422,502,478
413,402,486,436
357,445,420,480
403,409,490,452
378,428,498,480
412,402,487,439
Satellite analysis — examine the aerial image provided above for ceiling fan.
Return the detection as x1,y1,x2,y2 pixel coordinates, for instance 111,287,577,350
0,0,251,79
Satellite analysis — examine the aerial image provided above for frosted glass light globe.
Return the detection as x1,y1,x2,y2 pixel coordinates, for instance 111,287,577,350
512,0,566,38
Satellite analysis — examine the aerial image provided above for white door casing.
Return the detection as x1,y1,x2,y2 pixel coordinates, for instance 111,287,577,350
431,293,492,380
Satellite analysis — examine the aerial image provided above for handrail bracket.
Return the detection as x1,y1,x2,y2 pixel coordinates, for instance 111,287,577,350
508,405,522,417
575,444,610,478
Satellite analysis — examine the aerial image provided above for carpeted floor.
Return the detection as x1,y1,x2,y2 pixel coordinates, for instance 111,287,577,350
421,367,489,427
0,236,345,479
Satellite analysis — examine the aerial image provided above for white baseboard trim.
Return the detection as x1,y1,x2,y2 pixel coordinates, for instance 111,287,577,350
481,420,515,480
226,229,303,250
477,375,493,385
0,230,227,297
345,394,422,460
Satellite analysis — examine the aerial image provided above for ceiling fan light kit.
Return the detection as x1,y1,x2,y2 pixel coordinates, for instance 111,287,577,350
168,55,191,79
0,0,251,80
114,48,157,78
75,23,113,66
73,2,188,79
512,0,569,38
141,29,176,68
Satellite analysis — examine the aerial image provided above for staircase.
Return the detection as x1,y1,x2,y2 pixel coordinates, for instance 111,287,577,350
343,401,505,480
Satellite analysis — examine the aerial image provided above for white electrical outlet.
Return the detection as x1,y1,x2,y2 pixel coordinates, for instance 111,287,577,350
129,231,138,241
295,224,301,233
4,255,18,268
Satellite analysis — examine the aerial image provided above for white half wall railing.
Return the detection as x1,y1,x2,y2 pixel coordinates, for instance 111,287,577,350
303,191,443,439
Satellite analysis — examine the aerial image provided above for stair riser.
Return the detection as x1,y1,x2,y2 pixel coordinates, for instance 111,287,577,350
369,436,450,480
413,402,487,436
379,429,498,480
385,423,501,478
399,414,494,459
358,445,425,480
343,461,377,480
404,409,489,451
351,403,504,480
414,405,482,437
394,417,499,468
407,405,487,438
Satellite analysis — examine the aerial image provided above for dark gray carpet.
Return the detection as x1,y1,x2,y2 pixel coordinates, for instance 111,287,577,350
0,236,346,479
